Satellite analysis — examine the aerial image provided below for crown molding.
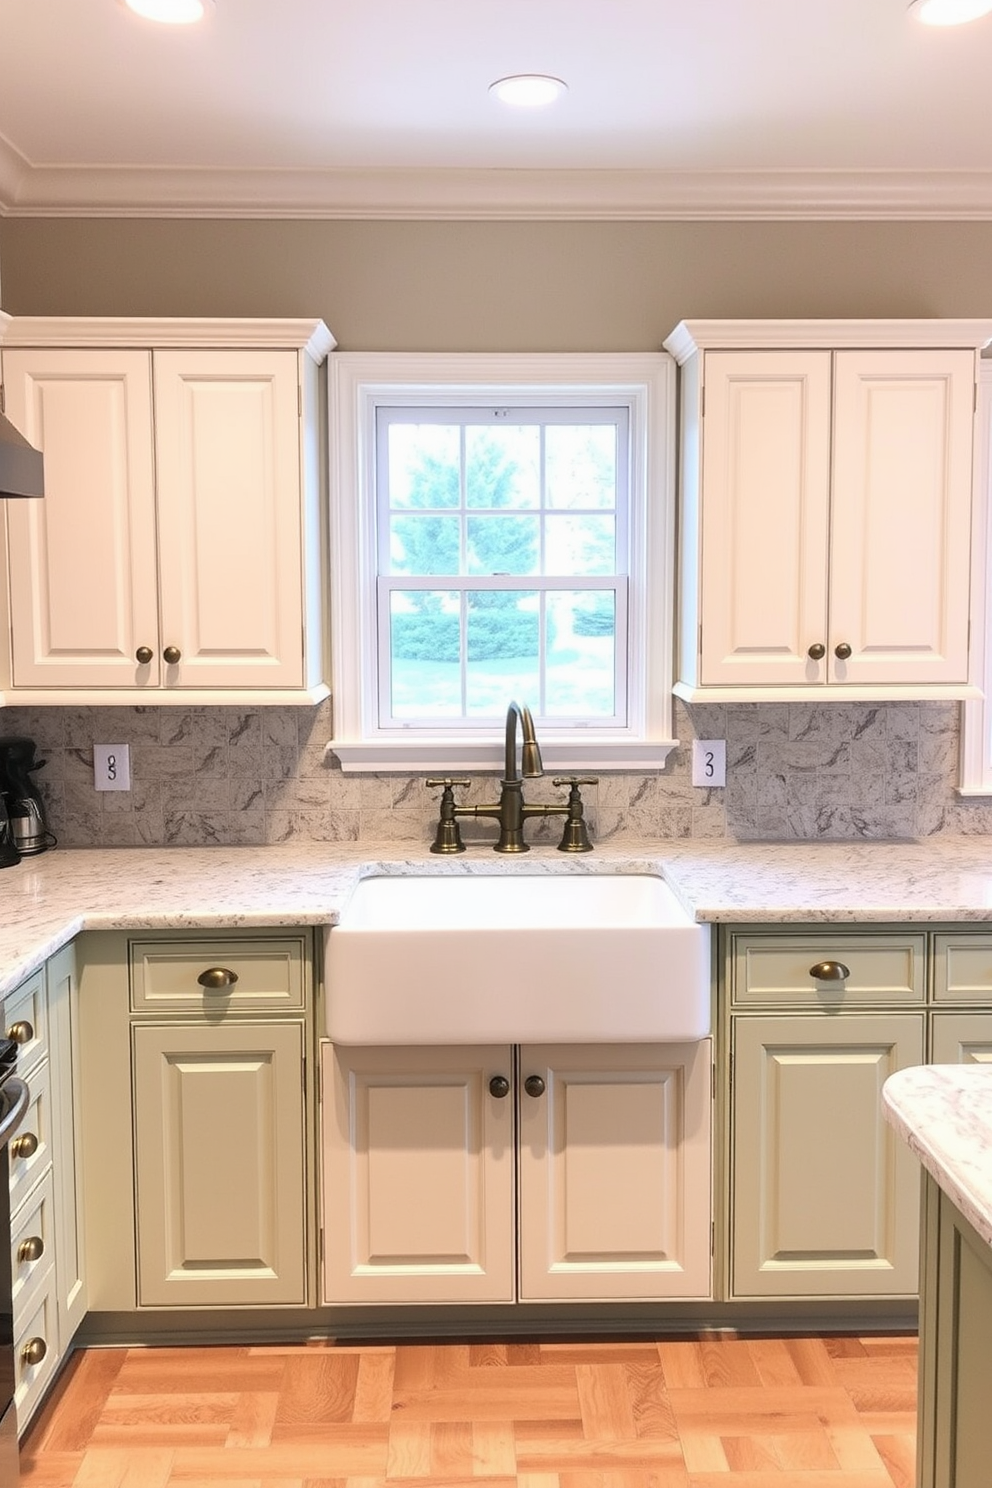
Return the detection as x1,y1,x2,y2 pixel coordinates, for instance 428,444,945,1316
5,161,992,221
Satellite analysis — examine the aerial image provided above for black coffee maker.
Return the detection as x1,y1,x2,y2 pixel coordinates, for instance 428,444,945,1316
0,737,55,863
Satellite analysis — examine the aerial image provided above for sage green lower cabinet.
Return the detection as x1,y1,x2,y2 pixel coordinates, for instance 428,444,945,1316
4,942,86,1433
730,1013,924,1298
930,1012,992,1065
321,1040,712,1306
917,1175,992,1488
133,1021,307,1306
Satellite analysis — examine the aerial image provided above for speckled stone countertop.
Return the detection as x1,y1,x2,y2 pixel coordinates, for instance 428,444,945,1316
6,834,992,1000
883,1065,992,1249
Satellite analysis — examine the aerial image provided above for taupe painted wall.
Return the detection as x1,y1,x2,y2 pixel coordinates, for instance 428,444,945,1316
3,218,992,347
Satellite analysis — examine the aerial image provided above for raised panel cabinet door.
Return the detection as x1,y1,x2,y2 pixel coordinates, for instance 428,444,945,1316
2,348,160,687
132,1021,306,1306
321,1043,515,1304
829,349,976,686
930,1013,992,1065
698,350,832,686
152,349,305,689
731,1013,924,1298
518,1041,712,1301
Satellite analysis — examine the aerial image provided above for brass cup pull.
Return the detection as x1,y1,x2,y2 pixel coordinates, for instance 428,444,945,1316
10,1131,39,1161
135,646,153,665
834,642,852,661
7,1020,34,1045
809,960,851,982
21,1337,47,1369
488,1075,510,1099
523,1074,546,1098
18,1236,44,1265
163,645,182,665
197,967,239,992
807,643,826,661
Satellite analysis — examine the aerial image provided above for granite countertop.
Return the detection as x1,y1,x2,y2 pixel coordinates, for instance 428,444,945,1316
883,1065,992,1248
6,834,992,999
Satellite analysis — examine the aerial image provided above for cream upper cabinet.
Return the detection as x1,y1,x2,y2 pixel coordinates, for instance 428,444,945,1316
665,320,992,701
0,317,334,704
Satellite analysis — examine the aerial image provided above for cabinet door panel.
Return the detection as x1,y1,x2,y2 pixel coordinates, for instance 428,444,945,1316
321,1044,514,1303
830,349,975,685
930,1013,992,1065
133,1021,306,1306
698,351,831,686
3,349,159,687
732,1014,924,1297
519,1041,712,1301
153,350,304,688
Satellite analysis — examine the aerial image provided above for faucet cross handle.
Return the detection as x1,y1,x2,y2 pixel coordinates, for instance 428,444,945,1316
427,778,471,856
552,776,597,854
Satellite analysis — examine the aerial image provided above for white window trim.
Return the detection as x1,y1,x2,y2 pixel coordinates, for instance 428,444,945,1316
326,352,678,773
958,359,992,795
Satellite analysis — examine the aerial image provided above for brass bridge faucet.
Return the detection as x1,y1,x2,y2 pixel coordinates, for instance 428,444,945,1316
427,701,597,854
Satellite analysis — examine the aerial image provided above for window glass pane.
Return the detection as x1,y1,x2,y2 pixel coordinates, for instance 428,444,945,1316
389,514,461,575
546,591,616,717
465,426,540,508
546,425,617,510
389,590,462,717
387,424,460,508
545,514,616,576
467,514,540,576
466,590,539,714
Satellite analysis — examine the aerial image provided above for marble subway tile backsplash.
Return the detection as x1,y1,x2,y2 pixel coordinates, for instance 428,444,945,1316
0,698,988,850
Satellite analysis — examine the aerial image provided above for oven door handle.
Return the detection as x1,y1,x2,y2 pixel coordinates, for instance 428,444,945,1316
0,1077,30,1148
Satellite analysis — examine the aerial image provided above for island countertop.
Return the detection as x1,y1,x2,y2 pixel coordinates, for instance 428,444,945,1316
883,1064,992,1250
6,834,992,999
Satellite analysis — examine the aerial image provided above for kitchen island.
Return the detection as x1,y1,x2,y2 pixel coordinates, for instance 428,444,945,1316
883,1064,992,1488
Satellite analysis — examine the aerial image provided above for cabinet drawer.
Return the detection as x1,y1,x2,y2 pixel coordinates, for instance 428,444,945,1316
8,1059,52,1217
930,1012,992,1064
11,1170,56,1323
129,938,307,1013
932,935,992,1004
14,1271,59,1432
731,933,926,1007
3,969,48,1074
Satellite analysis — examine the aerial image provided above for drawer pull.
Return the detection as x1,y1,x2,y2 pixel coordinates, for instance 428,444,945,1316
21,1337,47,1369
10,1131,39,1161
524,1074,546,1098
17,1236,44,1264
809,960,851,982
197,967,239,991
7,1021,34,1045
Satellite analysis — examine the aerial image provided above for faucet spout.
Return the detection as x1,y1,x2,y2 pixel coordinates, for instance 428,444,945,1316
505,700,543,783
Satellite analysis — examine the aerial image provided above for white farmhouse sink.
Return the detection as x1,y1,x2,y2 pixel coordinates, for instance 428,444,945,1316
324,872,711,1045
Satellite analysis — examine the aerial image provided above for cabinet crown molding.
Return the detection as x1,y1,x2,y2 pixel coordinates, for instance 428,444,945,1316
0,316,335,361
664,318,992,364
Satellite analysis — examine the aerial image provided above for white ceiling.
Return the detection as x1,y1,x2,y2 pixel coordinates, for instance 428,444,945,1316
2,0,992,219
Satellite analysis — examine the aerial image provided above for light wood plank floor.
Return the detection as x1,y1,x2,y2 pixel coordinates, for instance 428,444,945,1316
18,1332,919,1488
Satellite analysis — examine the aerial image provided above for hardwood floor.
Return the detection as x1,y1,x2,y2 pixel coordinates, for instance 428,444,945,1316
18,1332,918,1488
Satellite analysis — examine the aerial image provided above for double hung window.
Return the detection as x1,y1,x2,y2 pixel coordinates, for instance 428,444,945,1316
328,354,676,771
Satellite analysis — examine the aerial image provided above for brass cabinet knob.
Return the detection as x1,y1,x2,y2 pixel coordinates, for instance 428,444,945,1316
7,1020,34,1045
523,1074,546,1098
135,646,153,665
809,960,851,982
17,1236,44,1265
807,643,826,661
488,1075,510,1099
163,645,182,665
10,1131,39,1161
834,642,852,661
196,967,239,991
21,1337,47,1369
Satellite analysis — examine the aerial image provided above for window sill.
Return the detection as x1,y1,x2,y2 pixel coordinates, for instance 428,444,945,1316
326,736,679,774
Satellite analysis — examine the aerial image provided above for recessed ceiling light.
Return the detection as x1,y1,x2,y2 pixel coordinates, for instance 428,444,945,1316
124,0,213,22
909,0,992,22
489,75,566,108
